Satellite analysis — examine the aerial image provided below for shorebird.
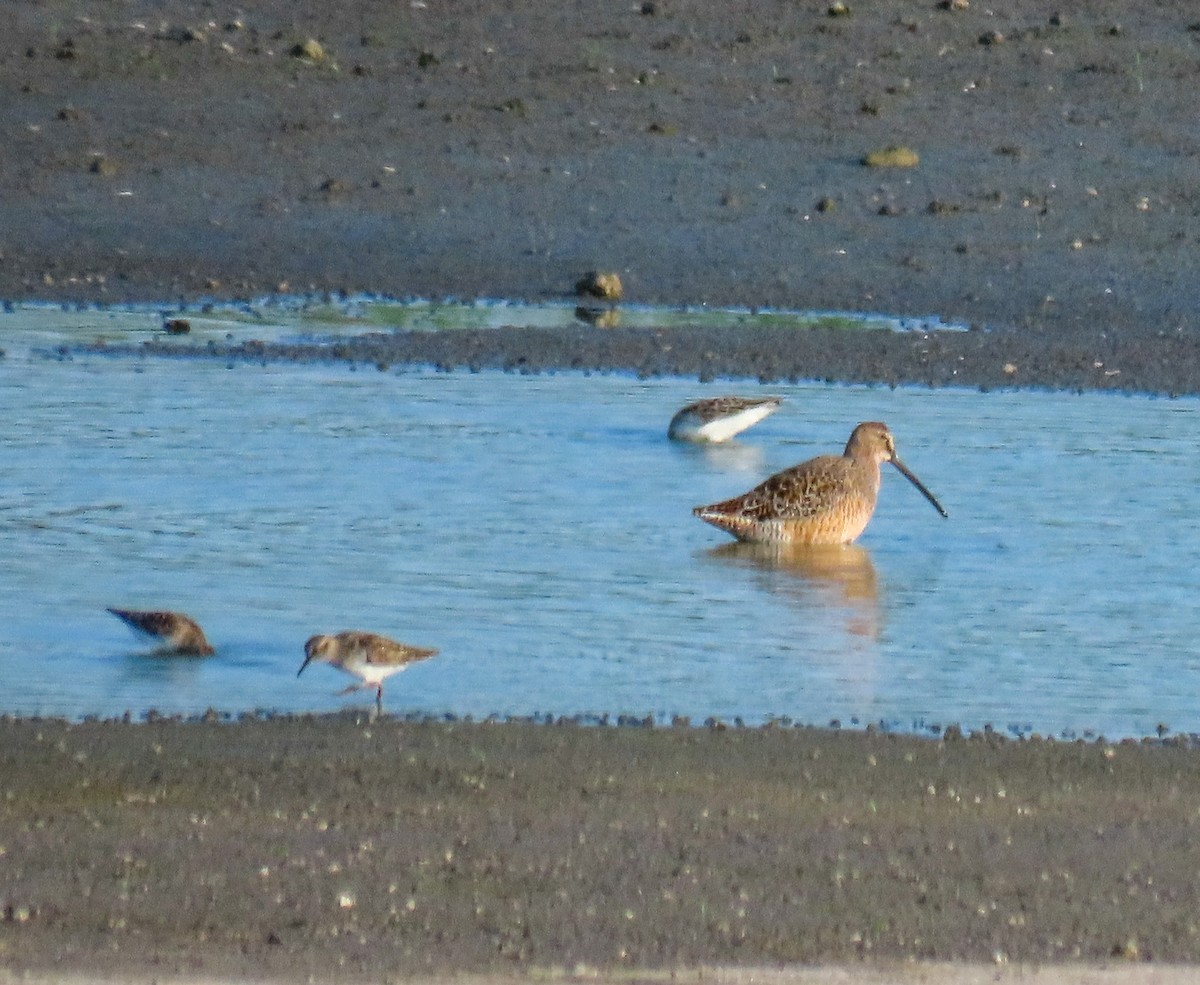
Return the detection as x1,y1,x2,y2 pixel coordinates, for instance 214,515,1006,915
298,631,437,714
668,396,783,443
692,421,947,544
107,608,215,656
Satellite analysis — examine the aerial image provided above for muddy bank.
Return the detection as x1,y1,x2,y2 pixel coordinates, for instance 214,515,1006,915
4,1,1200,393
3,716,1200,981
105,319,1200,397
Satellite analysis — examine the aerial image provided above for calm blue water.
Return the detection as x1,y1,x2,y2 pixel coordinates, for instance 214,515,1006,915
3,309,1199,738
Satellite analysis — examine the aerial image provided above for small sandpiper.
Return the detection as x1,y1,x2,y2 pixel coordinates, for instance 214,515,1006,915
693,421,947,544
298,631,438,715
668,396,783,443
107,608,215,656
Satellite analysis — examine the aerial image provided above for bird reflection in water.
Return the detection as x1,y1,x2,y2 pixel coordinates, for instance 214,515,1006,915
706,541,881,641
673,437,769,477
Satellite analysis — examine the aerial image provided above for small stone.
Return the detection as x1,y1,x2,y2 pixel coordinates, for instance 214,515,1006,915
89,156,117,177
495,97,527,117
862,146,919,168
575,271,623,303
291,38,326,62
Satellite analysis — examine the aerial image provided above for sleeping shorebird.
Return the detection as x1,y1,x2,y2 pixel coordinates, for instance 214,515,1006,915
692,421,947,545
298,631,437,714
668,396,783,443
107,608,215,656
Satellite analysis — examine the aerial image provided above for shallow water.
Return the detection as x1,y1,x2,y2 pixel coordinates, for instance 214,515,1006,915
0,294,964,353
1,308,1197,738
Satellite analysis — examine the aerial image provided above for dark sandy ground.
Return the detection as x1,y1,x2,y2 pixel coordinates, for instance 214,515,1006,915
5,716,1200,984
6,1,1200,982
4,0,1200,392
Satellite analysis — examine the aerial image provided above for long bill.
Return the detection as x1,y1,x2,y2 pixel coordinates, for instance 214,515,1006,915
890,457,949,518
296,656,313,678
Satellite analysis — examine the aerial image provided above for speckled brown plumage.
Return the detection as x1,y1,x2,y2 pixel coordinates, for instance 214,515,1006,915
298,631,438,713
693,421,947,544
107,608,215,655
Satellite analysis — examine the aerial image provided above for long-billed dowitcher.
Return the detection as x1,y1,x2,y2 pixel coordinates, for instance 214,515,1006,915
668,396,783,443
298,631,437,714
692,421,947,544
107,608,215,656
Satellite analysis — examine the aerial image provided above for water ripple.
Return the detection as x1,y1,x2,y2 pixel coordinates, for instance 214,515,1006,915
1,322,1197,737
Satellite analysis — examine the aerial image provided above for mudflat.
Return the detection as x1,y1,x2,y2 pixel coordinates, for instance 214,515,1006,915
4,716,1200,983
3,0,1200,391
3,2,1200,982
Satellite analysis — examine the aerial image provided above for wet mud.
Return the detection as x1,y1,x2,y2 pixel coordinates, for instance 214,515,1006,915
4,716,1199,981
3,1,1200,393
